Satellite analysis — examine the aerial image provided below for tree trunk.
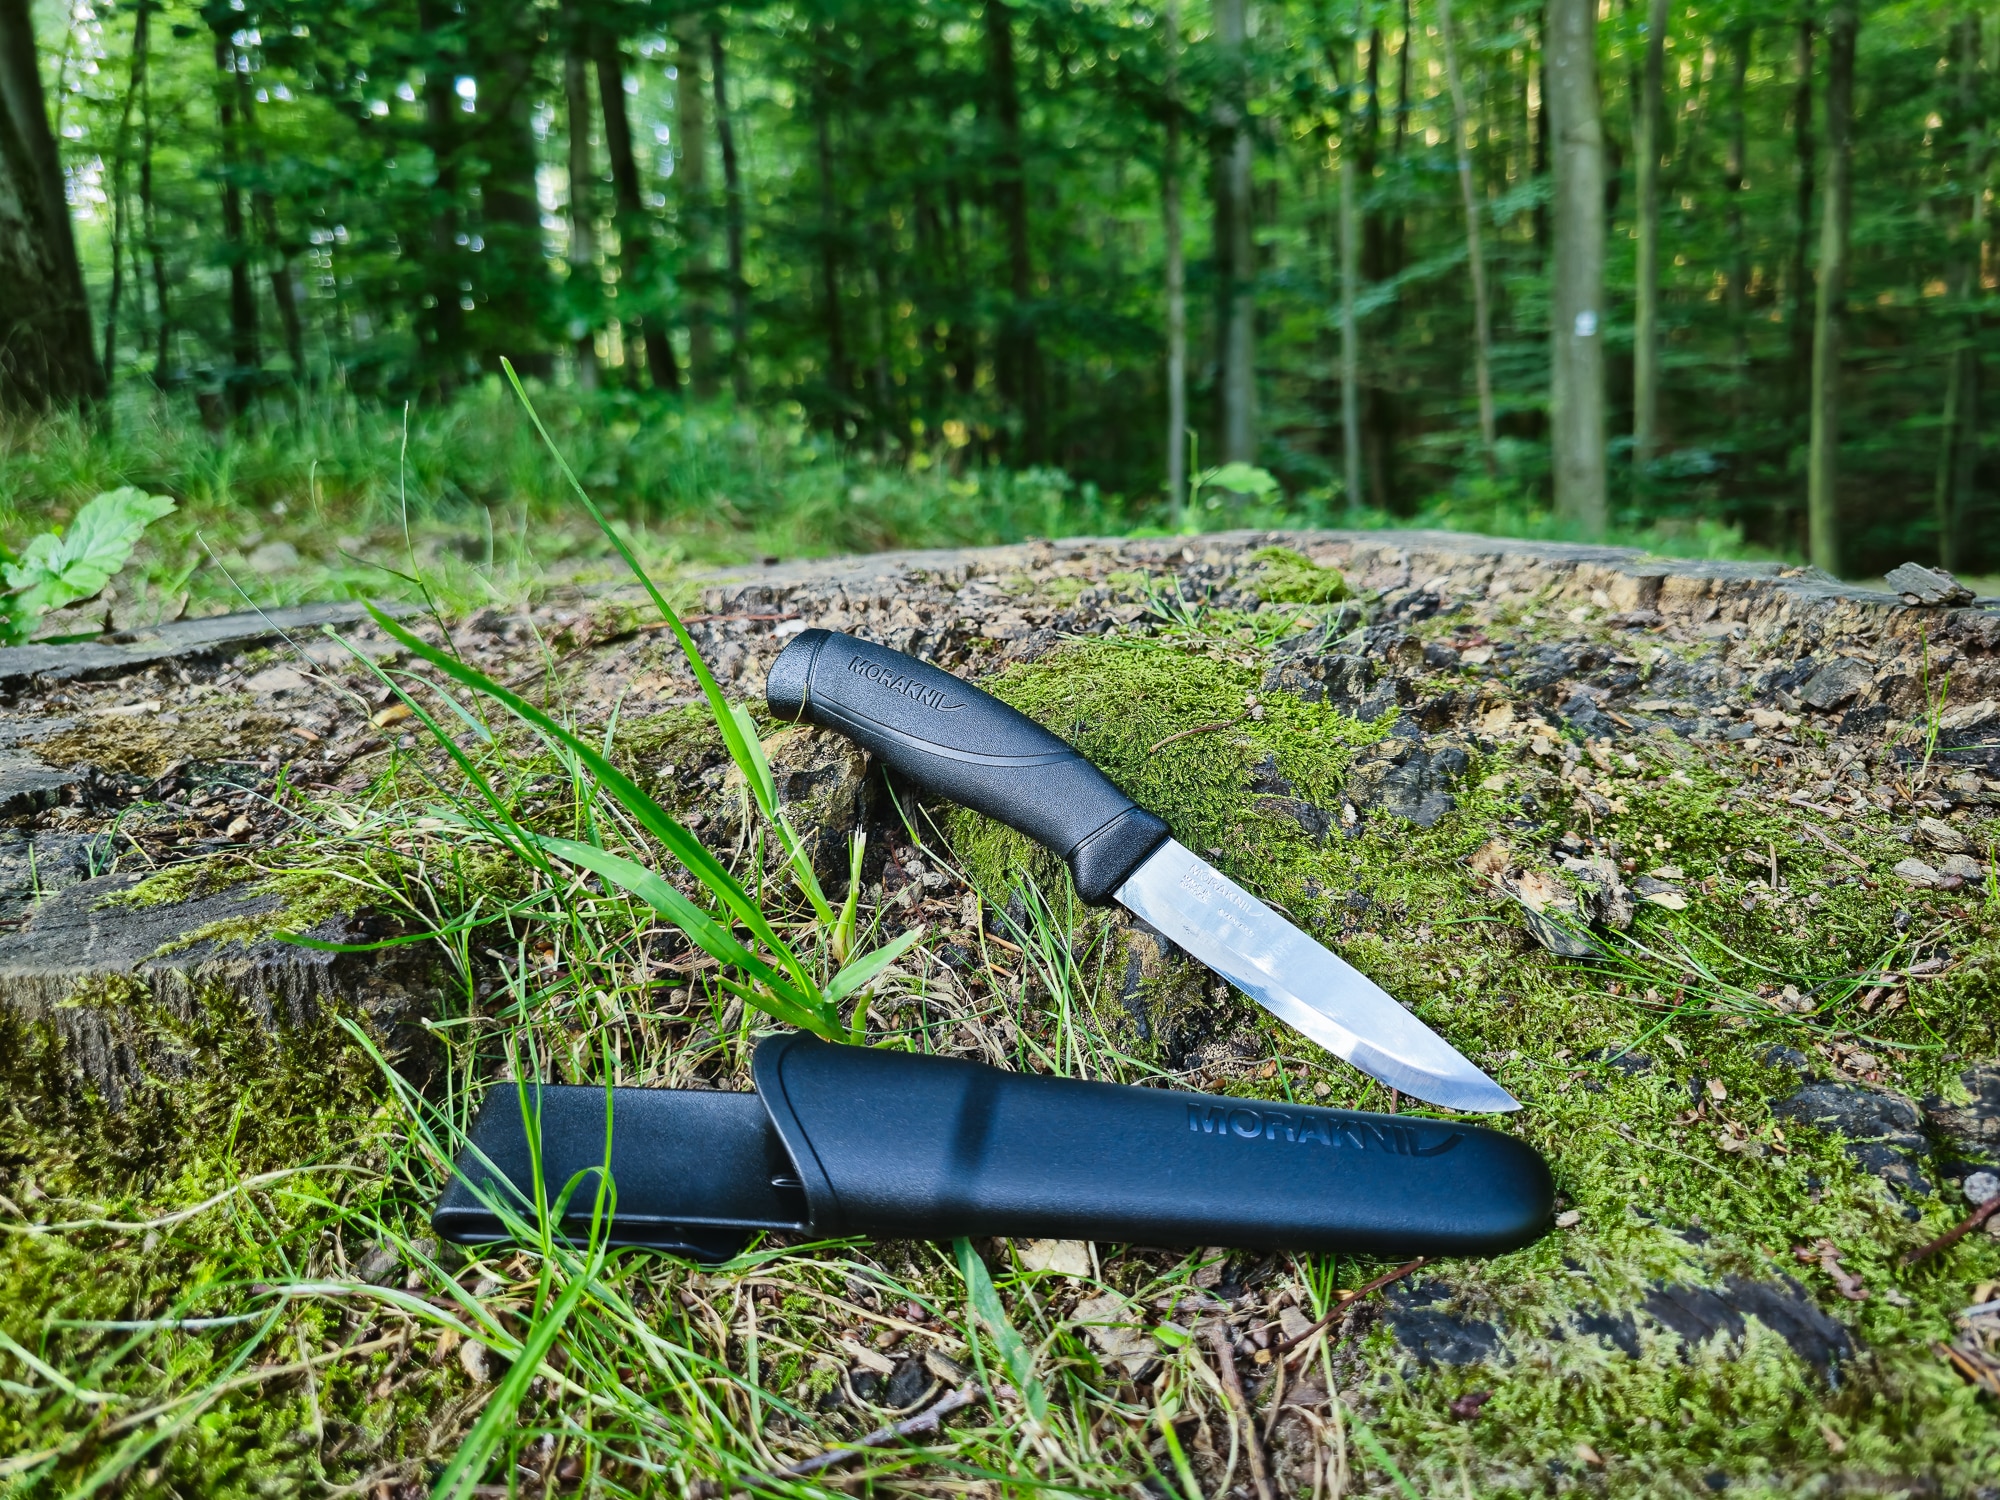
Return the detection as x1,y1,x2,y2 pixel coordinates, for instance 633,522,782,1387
1788,15,1815,430
1163,0,1188,521
1806,0,1857,576
1935,12,1987,571
1631,0,1669,475
675,18,714,397
212,30,259,413
1340,107,1363,508
1723,26,1750,399
986,0,1041,460
1213,0,1255,463
103,0,148,387
239,88,304,386
1546,0,1606,535
477,30,551,378
0,0,100,410
812,44,848,399
563,31,598,391
1436,0,1497,476
595,32,677,392
139,5,166,382
710,27,749,403
417,0,464,395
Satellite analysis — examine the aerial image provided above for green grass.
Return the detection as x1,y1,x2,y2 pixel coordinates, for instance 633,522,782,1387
0,384,1802,638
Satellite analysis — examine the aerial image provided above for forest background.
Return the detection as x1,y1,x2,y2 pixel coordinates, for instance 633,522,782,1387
0,0,1995,589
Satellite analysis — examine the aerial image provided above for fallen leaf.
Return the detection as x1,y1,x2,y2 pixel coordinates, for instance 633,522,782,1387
839,1337,896,1375
1707,1078,1728,1102
1015,1239,1091,1278
1575,1442,1605,1467
1555,1210,1582,1229
370,704,413,729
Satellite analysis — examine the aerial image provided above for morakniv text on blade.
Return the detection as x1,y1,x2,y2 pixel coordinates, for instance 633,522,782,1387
765,628,1519,1114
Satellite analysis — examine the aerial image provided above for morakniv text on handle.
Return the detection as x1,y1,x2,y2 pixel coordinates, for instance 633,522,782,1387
766,628,1518,1114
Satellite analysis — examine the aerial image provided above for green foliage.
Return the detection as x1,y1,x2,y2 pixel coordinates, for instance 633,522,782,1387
0,486,174,644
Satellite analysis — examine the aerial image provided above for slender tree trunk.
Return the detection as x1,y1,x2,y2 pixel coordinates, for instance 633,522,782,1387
1936,13,1988,570
0,0,100,410
239,88,304,386
212,31,258,413
813,45,848,398
710,27,749,403
417,0,463,395
139,8,166,382
563,33,598,390
1724,26,1751,400
595,32,677,392
1163,0,1188,521
675,18,714,396
102,0,148,387
1806,0,1857,576
986,0,1041,460
1437,0,1497,476
1631,0,1669,475
1546,0,1606,535
1340,108,1363,508
479,31,551,378
1213,0,1255,463
1788,15,1815,428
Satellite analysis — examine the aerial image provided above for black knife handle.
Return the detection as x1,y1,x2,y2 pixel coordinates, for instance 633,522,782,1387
766,628,1167,903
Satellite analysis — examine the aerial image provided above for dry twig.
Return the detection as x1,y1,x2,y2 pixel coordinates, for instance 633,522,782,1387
1148,715,1246,755
756,1382,979,1485
1207,1329,1277,1500
1903,1195,2000,1267
1271,1256,1427,1361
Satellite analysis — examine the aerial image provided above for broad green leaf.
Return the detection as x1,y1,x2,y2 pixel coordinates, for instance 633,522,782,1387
954,1236,1049,1426
1196,462,1279,498
1,487,175,641
825,924,924,1007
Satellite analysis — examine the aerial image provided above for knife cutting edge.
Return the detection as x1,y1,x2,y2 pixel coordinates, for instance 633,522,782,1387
765,628,1519,1115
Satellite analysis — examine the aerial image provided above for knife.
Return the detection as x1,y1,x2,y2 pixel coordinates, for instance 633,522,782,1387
434,1033,1552,1260
766,629,1518,1114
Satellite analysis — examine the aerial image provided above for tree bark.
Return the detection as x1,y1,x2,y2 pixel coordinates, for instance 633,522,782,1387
212,30,259,413
1436,0,1497,476
1163,0,1188,521
477,28,551,378
563,29,599,390
986,0,1041,460
1788,14,1815,433
1546,0,1606,535
1723,26,1750,399
1806,0,1856,576
1935,12,1987,571
675,17,714,397
710,27,748,403
417,0,464,395
0,0,100,411
595,31,677,392
102,0,148,387
812,39,848,399
139,2,166,382
1631,0,1669,474
1213,0,1256,463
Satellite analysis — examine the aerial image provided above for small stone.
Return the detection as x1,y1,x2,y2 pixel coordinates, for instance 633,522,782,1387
1015,1239,1091,1278
1071,1292,1153,1376
1555,1210,1582,1229
1883,561,1975,606
1893,857,1942,887
1798,658,1873,713
1915,816,1970,855
1965,1172,2000,1206
245,540,302,574
243,665,312,698
1940,853,1986,881
458,1339,491,1383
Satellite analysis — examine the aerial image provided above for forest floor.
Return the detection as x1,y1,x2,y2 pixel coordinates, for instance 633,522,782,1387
5,528,2000,1498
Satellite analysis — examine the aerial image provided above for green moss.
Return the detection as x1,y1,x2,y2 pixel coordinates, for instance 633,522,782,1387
1245,545,1351,605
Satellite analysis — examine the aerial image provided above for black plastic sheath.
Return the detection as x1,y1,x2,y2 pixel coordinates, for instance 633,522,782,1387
765,629,1168,903
435,1037,1553,1262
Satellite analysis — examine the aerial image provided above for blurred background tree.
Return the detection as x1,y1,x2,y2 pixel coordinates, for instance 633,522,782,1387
2,0,1995,578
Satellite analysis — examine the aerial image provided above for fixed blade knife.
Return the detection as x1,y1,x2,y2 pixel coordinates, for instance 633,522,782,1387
765,629,1518,1114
